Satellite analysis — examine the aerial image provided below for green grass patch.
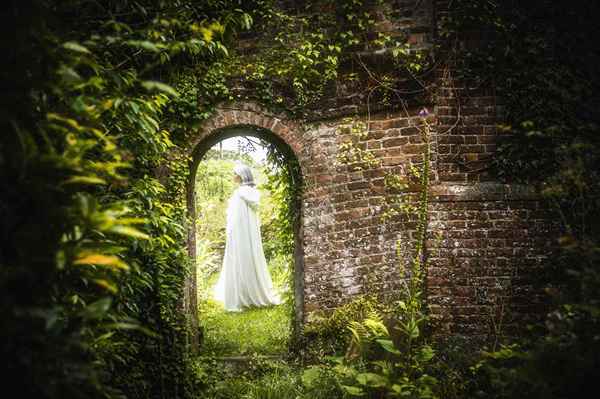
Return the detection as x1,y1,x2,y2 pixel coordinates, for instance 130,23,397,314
199,298,291,355
194,358,307,399
198,253,293,356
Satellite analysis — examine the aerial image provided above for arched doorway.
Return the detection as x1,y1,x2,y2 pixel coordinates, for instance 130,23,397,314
185,105,306,349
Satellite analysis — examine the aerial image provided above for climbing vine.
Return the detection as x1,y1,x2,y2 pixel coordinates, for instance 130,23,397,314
440,1,600,398
2,0,443,398
336,118,381,171
324,102,438,396
188,0,435,117
1,1,253,397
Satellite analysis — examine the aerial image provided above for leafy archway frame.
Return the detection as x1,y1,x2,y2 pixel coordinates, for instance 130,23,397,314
185,102,306,346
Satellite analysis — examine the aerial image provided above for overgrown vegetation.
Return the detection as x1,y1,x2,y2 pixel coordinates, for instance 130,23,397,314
2,1,254,397
194,142,295,356
196,0,435,116
2,0,598,398
442,1,600,398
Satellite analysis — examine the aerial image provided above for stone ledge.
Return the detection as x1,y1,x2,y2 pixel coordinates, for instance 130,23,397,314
429,183,539,202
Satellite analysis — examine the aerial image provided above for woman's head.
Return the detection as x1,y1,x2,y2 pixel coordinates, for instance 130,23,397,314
233,163,255,186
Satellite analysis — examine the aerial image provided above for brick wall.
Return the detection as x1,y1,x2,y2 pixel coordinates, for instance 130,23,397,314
301,109,435,313
187,102,554,341
183,0,556,341
427,184,555,340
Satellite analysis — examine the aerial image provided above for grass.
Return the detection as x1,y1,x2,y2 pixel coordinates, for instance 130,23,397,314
198,252,293,356
194,357,312,399
199,299,291,355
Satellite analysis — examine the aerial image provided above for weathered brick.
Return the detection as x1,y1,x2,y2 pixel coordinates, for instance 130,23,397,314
184,8,555,340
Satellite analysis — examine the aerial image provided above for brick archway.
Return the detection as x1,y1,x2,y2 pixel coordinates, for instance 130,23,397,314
178,100,555,347
188,102,305,158
185,102,307,343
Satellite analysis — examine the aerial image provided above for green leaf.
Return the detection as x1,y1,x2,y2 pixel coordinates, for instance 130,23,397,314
127,40,161,52
333,364,359,379
241,14,253,30
117,217,146,225
74,253,129,270
141,80,179,97
356,372,388,388
376,339,402,355
63,41,91,54
301,366,322,388
58,66,82,83
406,322,420,339
80,298,112,320
64,175,107,185
200,27,214,42
418,345,435,362
341,385,365,396
55,250,66,270
417,374,438,386
108,225,150,240
44,307,61,331
104,322,159,338
93,279,118,294
391,384,408,394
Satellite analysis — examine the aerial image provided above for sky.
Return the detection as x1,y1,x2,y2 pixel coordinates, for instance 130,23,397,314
217,136,268,163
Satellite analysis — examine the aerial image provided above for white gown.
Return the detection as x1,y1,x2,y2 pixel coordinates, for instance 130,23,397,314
213,185,281,311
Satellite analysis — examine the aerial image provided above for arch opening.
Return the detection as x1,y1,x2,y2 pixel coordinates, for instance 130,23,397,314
187,124,304,354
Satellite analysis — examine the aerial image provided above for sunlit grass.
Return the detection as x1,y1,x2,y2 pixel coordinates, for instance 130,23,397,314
199,298,291,355
197,248,293,356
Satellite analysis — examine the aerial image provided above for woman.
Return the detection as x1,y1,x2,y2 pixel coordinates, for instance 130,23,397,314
213,163,281,311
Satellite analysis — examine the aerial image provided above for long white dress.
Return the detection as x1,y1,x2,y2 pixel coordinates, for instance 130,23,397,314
213,185,281,311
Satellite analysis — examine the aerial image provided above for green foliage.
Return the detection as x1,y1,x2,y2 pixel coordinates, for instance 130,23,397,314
1,102,143,398
443,1,600,398
259,145,302,321
203,0,433,115
301,301,439,399
302,365,351,398
241,366,304,399
336,118,381,171
194,357,309,399
1,0,255,397
302,295,388,358
260,153,299,261
195,156,241,254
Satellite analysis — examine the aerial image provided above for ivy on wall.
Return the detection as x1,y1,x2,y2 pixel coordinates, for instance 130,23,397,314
442,1,600,397
1,1,252,397
1,0,441,397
